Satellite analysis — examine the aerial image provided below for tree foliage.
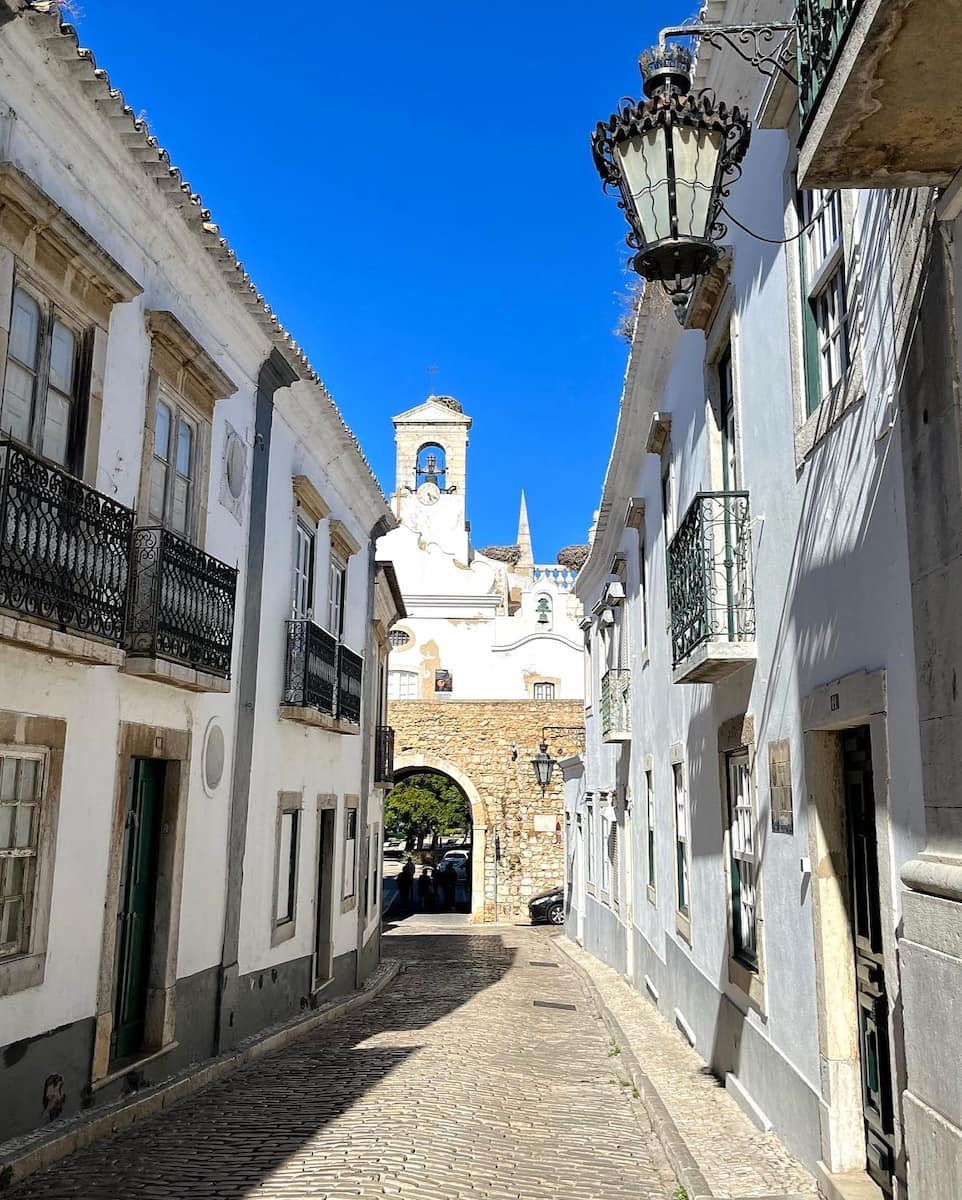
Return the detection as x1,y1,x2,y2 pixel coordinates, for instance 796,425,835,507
385,772,471,847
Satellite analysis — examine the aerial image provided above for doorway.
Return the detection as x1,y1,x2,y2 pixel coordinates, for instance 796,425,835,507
111,758,165,1062
314,805,336,990
842,726,895,1195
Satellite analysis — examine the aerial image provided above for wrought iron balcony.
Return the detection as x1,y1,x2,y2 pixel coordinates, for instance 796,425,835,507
667,492,756,685
797,0,962,188
338,643,364,725
374,725,395,785
601,669,631,743
0,438,133,645
125,527,237,681
283,619,337,715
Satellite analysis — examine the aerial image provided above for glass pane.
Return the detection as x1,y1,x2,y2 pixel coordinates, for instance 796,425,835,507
171,475,189,536
176,419,193,477
14,802,35,849
617,131,671,245
41,389,70,466
48,321,76,394
0,757,17,802
1,361,36,442
1,896,22,947
0,805,13,850
672,126,722,239
154,402,172,461
4,855,25,899
17,758,38,800
9,290,40,367
149,460,167,522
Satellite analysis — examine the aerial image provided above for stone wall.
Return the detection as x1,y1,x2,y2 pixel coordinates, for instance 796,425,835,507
389,700,584,921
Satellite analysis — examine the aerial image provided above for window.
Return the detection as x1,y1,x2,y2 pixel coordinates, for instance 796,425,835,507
585,797,595,885
583,631,593,709
645,767,655,890
601,801,612,895
718,346,738,491
638,540,649,655
533,682,555,700
608,813,619,907
364,824,380,921
292,517,316,620
148,384,199,539
661,457,675,547
328,551,347,637
0,751,45,959
673,761,690,918
0,285,85,469
726,751,758,966
274,807,300,927
342,807,358,900
388,670,418,700
799,188,849,416
389,628,411,648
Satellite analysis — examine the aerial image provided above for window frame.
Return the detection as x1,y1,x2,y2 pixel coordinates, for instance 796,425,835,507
725,749,759,970
341,801,359,906
671,752,692,943
141,375,209,546
585,796,595,889
328,550,347,638
533,681,556,700
645,763,656,903
388,669,418,701
292,513,317,621
799,188,850,418
271,791,303,946
0,748,47,962
0,280,88,472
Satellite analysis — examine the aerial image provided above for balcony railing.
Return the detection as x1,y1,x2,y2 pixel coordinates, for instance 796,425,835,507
797,0,862,126
667,492,755,679
338,643,364,725
284,619,337,714
125,527,237,678
0,438,133,643
374,725,395,784
601,669,631,742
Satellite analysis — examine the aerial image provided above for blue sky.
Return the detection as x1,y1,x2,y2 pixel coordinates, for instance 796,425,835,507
72,1,687,560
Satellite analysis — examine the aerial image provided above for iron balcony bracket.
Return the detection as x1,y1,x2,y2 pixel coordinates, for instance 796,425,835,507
658,23,798,86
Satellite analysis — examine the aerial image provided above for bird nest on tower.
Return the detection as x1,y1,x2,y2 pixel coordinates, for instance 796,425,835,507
480,544,522,565
557,545,590,570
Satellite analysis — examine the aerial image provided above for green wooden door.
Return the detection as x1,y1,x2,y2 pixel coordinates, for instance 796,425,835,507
111,758,164,1061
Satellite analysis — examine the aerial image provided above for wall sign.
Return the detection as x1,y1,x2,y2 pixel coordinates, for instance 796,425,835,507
434,669,453,693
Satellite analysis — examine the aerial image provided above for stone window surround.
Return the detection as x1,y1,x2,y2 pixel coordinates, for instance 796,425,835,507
717,713,767,1016
340,795,360,913
135,310,238,549
0,710,65,998
271,790,304,948
669,742,692,946
529,677,560,701
801,669,903,1183
313,793,338,993
644,752,656,907
92,721,191,1086
0,162,142,489
584,792,596,896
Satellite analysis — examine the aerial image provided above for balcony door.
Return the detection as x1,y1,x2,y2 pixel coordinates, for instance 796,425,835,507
292,517,316,621
719,346,738,492
717,347,748,642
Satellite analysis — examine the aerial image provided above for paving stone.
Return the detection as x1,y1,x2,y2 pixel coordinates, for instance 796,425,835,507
10,924,676,1200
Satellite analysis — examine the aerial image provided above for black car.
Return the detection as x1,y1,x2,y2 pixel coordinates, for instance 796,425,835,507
528,886,565,926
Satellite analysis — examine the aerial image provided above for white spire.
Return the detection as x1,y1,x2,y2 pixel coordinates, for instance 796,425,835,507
517,490,534,569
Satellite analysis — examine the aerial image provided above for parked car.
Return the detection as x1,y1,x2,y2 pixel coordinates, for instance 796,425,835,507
437,849,469,881
383,839,406,858
528,886,565,926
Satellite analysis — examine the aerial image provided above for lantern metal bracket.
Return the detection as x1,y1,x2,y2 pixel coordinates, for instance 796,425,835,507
658,23,797,86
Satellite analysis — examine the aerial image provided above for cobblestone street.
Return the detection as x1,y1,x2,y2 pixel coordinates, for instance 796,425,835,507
11,923,677,1199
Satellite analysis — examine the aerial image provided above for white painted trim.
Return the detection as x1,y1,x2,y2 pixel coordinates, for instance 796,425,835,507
491,631,583,654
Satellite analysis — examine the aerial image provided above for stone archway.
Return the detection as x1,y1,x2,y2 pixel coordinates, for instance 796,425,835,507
389,699,584,923
393,753,488,923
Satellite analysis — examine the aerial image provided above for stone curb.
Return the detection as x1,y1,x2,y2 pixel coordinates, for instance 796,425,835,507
554,936,815,1200
0,957,402,1191
554,934,715,1200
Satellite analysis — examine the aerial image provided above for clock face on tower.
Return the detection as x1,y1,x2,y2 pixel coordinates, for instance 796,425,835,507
417,482,441,506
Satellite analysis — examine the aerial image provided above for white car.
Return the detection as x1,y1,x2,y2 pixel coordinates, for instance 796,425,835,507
436,849,469,881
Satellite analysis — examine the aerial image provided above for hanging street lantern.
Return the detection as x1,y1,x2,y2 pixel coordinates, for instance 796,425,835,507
591,43,752,313
531,741,555,796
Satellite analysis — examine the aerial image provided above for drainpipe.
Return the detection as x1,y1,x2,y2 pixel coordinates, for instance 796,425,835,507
354,515,394,989
216,349,297,1054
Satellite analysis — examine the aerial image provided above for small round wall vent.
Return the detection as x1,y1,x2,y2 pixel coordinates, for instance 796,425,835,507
225,432,246,500
203,720,226,794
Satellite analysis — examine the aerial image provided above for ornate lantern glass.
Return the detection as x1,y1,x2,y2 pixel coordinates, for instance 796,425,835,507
531,741,554,795
592,44,751,309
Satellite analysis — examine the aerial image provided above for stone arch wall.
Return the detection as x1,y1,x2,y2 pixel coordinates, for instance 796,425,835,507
389,700,584,922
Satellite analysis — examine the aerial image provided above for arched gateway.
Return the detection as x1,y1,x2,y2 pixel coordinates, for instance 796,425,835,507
390,700,584,922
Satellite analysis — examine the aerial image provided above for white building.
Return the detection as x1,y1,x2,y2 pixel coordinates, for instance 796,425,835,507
563,7,961,1195
0,1,401,1146
378,395,584,702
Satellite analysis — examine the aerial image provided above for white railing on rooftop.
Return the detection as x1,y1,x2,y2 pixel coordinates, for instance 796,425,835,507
532,565,578,592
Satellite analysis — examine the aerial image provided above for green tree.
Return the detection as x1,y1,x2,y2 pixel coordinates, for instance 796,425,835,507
385,773,470,849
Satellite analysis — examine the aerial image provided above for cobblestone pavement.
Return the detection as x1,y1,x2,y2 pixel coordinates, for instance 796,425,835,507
559,938,817,1199
12,923,678,1200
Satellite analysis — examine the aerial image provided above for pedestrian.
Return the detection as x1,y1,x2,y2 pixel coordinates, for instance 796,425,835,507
441,862,456,911
398,858,414,911
417,866,435,911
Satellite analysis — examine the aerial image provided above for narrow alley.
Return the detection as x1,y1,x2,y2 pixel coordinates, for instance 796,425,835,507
8,924,677,1200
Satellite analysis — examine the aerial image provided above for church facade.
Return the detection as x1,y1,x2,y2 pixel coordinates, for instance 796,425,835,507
377,396,585,920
